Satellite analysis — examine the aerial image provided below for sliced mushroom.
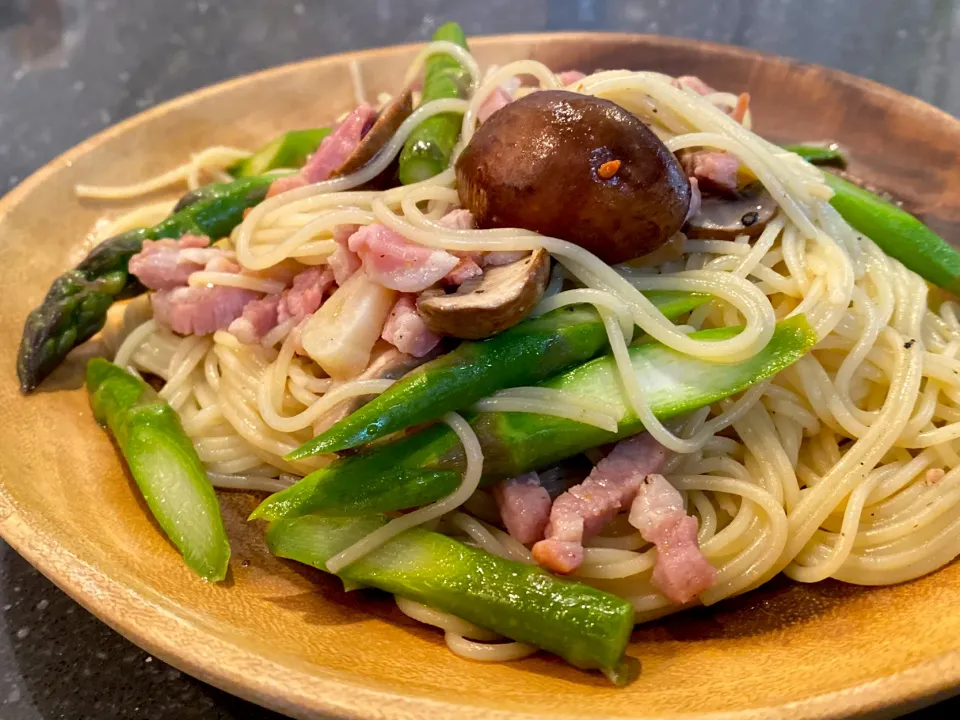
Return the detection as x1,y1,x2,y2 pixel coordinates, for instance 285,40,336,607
417,249,550,339
684,184,778,240
312,340,442,435
330,88,414,188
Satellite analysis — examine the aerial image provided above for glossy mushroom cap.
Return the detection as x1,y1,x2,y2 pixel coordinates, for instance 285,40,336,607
456,90,691,264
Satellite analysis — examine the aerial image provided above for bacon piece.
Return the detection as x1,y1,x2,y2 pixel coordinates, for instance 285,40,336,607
228,294,282,344
128,234,219,290
329,224,362,285
679,151,740,195
629,473,716,603
494,472,552,545
557,70,587,86
674,75,716,96
478,86,514,124
531,434,669,574
348,224,459,292
435,209,484,284
267,103,376,197
381,294,441,357
267,174,304,201
476,69,521,124
141,239,264,336
445,257,484,285
229,266,336,344
278,267,335,324
152,285,261,336
437,208,475,230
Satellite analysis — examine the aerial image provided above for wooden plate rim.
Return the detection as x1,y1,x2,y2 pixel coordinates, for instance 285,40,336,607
0,31,958,720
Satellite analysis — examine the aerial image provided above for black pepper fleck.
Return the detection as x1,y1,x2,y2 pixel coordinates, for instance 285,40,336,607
741,211,760,227
904,339,915,349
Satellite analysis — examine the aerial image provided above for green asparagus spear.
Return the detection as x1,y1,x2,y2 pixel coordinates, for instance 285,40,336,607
398,22,470,184
293,291,709,457
87,358,230,581
785,143,960,294
228,128,332,178
267,514,637,678
172,174,277,212
823,172,960,295
18,175,273,393
254,315,816,521
783,142,847,168
153,175,274,239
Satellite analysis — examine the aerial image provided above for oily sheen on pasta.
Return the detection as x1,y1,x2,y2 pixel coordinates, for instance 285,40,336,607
95,46,960,658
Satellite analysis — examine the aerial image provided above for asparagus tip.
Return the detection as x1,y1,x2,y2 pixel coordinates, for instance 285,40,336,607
17,363,38,394
286,436,344,460
17,328,42,393
248,499,276,522
283,444,318,462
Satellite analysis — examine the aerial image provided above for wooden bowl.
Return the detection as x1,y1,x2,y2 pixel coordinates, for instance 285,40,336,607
1,33,959,720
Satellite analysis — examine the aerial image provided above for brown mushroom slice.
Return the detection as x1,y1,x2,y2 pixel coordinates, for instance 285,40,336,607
330,88,414,187
685,184,778,240
312,340,442,435
417,248,551,339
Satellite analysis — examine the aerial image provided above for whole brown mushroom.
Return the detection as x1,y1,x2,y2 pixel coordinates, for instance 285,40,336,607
455,90,691,264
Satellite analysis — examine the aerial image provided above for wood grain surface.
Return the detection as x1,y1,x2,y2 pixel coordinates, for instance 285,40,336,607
0,33,958,720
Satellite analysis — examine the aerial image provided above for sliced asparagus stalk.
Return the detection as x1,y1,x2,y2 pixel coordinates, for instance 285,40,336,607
267,513,637,679
228,128,332,178
87,358,230,581
254,315,816,521
292,290,709,457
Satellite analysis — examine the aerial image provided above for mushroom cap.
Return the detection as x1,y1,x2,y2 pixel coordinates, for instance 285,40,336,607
416,248,551,339
455,90,690,264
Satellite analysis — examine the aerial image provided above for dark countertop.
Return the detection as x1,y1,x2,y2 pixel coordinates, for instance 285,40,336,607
1,1,958,718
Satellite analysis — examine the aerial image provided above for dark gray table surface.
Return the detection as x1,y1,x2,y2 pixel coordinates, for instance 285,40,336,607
1,1,959,718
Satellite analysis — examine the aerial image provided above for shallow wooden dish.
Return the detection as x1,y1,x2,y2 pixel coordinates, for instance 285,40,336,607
1,32,959,720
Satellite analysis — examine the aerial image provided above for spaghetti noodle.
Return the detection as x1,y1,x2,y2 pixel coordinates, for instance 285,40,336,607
97,48,960,661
